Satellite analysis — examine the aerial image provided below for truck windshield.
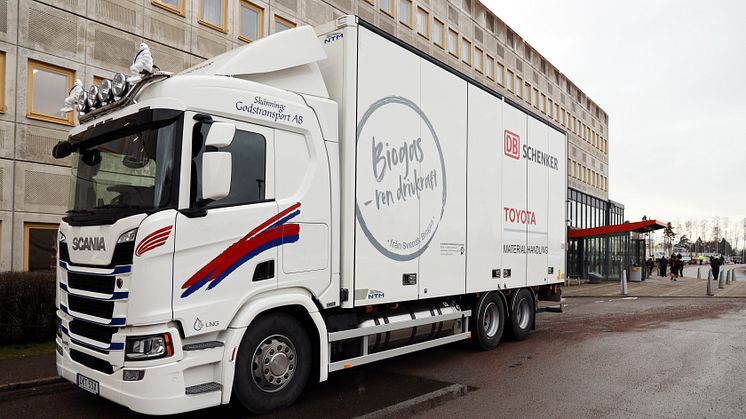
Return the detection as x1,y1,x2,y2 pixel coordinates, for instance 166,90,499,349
66,118,180,223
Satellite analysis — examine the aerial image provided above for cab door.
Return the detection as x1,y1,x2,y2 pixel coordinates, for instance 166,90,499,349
172,115,279,337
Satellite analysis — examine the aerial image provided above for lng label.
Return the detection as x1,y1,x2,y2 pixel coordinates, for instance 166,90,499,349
356,96,447,261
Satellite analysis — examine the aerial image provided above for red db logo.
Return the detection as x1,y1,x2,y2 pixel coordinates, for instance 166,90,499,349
504,130,520,160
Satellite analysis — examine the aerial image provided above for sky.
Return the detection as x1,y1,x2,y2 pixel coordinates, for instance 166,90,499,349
482,0,746,228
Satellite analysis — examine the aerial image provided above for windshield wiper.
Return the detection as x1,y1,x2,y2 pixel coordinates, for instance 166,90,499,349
65,209,95,215
93,204,145,210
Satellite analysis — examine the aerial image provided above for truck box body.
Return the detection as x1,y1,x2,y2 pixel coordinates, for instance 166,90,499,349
317,18,567,307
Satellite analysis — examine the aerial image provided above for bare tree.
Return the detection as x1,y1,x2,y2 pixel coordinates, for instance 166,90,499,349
698,218,707,241
711,216,721,245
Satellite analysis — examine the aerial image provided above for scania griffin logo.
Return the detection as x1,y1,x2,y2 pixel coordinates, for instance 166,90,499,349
71,237,106,251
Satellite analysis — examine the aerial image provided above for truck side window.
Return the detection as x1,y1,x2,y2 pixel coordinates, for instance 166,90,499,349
192,123,267,208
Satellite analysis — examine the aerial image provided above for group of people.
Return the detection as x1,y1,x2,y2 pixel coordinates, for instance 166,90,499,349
645,254,726,280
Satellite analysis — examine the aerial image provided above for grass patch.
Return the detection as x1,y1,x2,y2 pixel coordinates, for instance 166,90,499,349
0,341,56,360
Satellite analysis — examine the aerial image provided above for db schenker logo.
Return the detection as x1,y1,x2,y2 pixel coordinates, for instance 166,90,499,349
504,130,520,160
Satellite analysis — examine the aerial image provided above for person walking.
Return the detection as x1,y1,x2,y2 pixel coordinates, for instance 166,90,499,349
677,253,684,277
670,254,679,281
658,255,668,277
710,254,723,281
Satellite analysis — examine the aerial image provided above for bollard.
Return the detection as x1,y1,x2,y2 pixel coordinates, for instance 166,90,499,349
718,270,725,289
707,270,715,296
621,269,628,296
697,267,701,279
726,269,731,285
732,269,737,282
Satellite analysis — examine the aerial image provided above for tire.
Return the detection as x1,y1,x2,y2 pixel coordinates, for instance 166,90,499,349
509,289,535,341
233,313,311,414
472,292,506,350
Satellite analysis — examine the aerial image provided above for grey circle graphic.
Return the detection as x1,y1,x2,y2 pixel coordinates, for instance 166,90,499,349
356,96,447,261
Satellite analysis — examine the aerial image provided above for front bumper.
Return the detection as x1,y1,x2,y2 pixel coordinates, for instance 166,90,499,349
56,327,227,415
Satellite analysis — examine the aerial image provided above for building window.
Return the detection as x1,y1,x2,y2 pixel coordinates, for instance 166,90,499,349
497,63,505,86
473,47,483,73
198,0,227,32
416,6,429,38
432,18,444,48
152,0,184,16
399,0,412,27
524,82,531,103
274,15,295,33
239,1,264,42
27,60,74,125
485,55,494,80
379,0,394,17
24,223,59,272
541,94,547,113
506,69,514,92
555,103,560,121
532,87,539,108
460,38,471,64
0,51,5,113
515,76,523,98
447,28,458,57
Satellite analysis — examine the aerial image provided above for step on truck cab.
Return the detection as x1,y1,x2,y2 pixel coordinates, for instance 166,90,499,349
54,16,566,415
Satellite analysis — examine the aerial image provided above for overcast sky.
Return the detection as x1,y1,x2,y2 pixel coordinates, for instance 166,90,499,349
483,0,746,226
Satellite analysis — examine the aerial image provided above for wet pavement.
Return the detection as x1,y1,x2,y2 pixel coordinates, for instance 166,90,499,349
2,297,745,418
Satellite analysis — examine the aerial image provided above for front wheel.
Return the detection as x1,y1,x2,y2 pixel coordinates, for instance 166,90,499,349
472,292,506,350
509,288,535,341
234,313,311,414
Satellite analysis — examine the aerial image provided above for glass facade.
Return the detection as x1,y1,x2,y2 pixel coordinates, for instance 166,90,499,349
567,189,632,280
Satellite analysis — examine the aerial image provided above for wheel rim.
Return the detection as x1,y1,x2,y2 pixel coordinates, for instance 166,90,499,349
516,298,531,330
482,301,500,337
251,334,297,393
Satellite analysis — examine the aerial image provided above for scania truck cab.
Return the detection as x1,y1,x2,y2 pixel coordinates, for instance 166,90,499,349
55,16,566,415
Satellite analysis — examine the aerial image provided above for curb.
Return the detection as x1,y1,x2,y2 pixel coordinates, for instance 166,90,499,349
563,295,746,299
0,376,64,393
355,383,468,418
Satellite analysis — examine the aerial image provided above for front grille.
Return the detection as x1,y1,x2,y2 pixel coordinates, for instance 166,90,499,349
68,295,114,319
70,349,114,375
58,241,134,268
69,319,116,344
67,272,116,294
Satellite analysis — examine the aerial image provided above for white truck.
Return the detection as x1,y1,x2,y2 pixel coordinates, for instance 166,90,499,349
53,16,566,415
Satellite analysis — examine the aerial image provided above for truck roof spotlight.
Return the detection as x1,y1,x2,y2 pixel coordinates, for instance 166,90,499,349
98,79,113,104
87,85,100,108
76,91,89,113
112,73,129,98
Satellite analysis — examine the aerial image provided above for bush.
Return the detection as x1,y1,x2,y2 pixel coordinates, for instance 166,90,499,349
0,271,56,344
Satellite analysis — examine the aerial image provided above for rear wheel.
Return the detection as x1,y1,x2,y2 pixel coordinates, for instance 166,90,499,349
234,313,311,414
472,292,506,350
509,289,534,341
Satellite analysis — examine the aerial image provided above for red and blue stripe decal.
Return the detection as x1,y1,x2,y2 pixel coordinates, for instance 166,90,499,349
180,203,301,298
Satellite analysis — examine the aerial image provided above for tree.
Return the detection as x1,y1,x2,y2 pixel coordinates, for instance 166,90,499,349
711,216,721,243
663,222,676,254
676,235,691,252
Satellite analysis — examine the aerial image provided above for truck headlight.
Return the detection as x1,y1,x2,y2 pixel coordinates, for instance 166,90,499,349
125,333,173,361
87,85,100,108
98,79,113,104
117,228,138,244
111,73,129,98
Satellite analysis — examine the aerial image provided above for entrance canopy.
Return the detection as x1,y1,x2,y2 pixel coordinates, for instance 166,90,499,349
568,219,667,239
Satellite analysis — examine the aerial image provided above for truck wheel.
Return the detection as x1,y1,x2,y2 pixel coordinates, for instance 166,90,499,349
509,289,534,341
472,292,505,350
234,313,311,414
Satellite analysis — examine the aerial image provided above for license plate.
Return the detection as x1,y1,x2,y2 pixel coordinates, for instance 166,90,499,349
77,374,99,395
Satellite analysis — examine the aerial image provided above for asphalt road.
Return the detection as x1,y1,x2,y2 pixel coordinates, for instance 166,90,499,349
2,297,745,418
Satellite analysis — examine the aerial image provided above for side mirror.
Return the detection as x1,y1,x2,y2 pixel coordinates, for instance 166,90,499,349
205,122,235,148
201,152,232,202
